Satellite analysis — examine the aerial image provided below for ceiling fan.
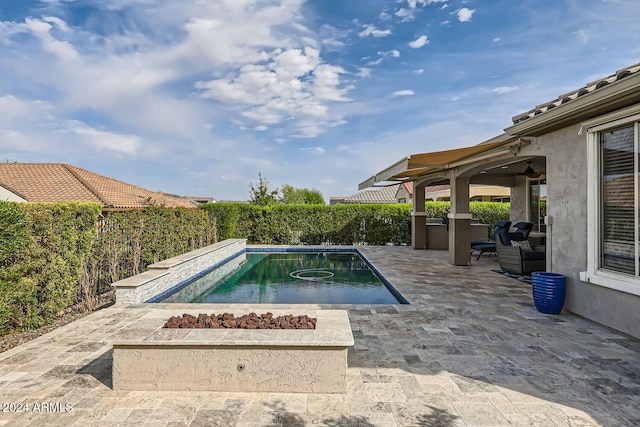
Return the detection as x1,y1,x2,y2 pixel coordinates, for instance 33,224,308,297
520,161,544,178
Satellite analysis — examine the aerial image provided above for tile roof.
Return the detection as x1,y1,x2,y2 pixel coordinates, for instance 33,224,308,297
396,181,451,195
0,163,197,209
512,62,640,124
342,184,400,203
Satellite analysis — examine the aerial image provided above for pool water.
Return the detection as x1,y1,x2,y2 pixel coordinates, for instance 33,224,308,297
161,251,404,304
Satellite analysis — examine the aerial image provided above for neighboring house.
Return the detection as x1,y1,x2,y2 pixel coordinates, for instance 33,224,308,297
335,182,509,204
162,193,217,206
404,182,511,202
1,183,26,202
0,163,206,214
338,184,403,204
360,62,640,339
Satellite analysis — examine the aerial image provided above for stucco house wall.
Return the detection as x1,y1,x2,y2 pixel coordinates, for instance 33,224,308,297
516,125,639,339
0,186,25,202
395,185,411,203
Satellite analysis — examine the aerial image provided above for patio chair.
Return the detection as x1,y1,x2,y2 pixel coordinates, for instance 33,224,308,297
471,220,511,260
512,221,534,239
496,230,545,275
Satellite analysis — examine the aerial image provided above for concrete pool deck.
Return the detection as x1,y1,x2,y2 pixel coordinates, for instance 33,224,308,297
0,246,638,426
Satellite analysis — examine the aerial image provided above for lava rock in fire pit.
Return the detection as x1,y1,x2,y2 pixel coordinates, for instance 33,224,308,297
163,312,317,329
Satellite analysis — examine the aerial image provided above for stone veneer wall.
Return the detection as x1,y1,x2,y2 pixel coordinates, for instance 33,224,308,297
112,239,246,304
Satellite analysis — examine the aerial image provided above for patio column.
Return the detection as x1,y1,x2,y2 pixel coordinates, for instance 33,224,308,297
411,181,427,249
448,176,471,265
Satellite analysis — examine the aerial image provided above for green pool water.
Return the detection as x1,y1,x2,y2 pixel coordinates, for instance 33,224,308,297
161,252,403,304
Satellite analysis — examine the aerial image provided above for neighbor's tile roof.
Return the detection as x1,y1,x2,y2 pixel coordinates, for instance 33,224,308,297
343,183,453,203
512,62,640,124
398,181,451,195
342,184,400,203
0,163,197,209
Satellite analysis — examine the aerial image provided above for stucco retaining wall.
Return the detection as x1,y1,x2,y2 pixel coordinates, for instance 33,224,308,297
111,239,246,304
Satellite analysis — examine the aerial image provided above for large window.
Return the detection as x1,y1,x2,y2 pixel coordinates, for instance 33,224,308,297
582,107,640,296
600,124,638,276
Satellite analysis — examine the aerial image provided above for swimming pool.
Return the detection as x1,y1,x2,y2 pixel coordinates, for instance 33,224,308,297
154,249,407,304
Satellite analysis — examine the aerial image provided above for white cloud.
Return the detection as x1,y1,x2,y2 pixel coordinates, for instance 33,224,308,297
302,146,325,154
63,120,141,155
573,29,589,44
1,2,356,141
492,86,518,94
493,37,501,42
366,50,400,66
441,20,450,25
398,0,448,20
358,25,392,37
409,35,429,48
414,69,424,74
23,17,80,62
406,0,448,8
357,67,372,78
255,125,268,131
393,90,415,96
457,8,475,22
196,47,341,120
395,8,415,22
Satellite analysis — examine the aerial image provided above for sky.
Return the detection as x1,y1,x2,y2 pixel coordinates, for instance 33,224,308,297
1,0,639,202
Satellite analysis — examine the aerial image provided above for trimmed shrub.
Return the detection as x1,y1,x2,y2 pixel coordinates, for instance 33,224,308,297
469,202,511,236
201,203,413,245
201,201,509,245
0,204,217,335
84,207,216,302
0,201,26,263
0,202,101,334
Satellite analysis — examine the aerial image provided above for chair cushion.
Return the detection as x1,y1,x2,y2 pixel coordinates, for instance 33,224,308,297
512,222,534,238
521,250,545,261
511,240,532,251
498,231,526,245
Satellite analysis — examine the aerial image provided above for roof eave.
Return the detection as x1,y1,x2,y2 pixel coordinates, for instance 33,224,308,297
505,72,640,137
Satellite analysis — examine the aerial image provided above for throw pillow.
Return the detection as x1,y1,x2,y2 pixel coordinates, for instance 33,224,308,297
511,240,532,251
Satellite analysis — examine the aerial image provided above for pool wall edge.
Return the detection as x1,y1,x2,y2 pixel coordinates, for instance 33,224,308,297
112,239,246,304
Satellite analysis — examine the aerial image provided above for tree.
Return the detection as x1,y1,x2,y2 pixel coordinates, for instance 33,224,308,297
249,172,279,206
279,184,325,205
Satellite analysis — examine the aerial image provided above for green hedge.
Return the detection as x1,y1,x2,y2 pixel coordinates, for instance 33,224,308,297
0,202,101,334
84,207,216,304
0,199,509,335
201,203,413,245
0,203,217,336
201,201,510,244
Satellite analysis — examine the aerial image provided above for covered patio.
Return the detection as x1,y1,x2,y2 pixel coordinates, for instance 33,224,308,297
359,135,547,267
0,247,637,426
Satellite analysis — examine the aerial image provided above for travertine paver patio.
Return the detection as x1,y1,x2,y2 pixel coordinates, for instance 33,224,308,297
0,247,638,426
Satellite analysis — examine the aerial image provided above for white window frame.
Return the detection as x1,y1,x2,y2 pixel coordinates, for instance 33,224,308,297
580,104,640,296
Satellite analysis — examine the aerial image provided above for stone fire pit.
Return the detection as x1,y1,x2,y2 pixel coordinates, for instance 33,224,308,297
110,307,353,393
